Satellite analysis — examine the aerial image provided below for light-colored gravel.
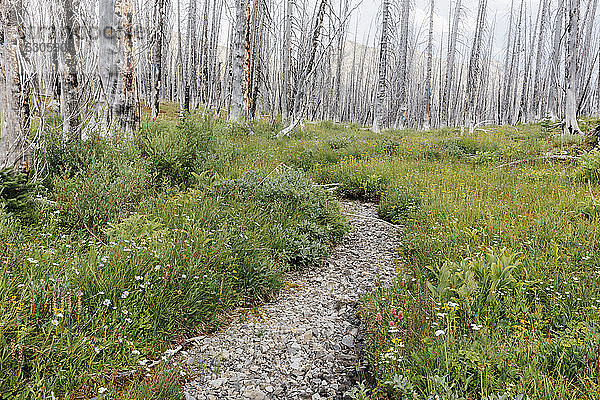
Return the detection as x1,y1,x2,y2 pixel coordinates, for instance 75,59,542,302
181,201,401,400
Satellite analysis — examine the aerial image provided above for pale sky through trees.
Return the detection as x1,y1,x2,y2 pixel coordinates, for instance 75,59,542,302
348,0,542,57
216,0,553,58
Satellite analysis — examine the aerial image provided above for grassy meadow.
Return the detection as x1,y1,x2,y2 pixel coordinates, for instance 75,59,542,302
2,107,600,399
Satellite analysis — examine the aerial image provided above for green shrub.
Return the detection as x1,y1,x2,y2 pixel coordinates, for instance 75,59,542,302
577,149,600,183
378,188,421,224
0,168,37,221
138,116,216,188
53,159,149,231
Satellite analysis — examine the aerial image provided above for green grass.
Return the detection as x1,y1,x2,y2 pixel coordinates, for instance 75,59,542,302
303,121,600,399
3,109,600,399
0,112,348,399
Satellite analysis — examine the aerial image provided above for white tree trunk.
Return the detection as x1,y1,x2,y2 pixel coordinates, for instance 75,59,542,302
62,0,81,139
229,0,247,122
564,0,581,135
372,0,390,133
0,0,30,170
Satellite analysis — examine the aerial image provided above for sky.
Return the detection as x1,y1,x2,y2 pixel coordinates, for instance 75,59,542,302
346,0,543,58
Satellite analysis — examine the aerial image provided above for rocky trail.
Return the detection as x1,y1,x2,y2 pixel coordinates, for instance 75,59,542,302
182,201,402,400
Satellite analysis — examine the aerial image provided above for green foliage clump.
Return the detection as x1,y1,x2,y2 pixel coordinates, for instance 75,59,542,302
577,149,600,183
137,116,217,188
218,169,349,270
378,188,421,224
53,158,149,231
0,168,37,221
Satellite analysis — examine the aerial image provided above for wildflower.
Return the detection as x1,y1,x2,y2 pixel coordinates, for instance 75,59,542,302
121,291,129,299
398,310,404,320
98,387,108,394
391,307,396,316
56,313,64,318
435,329,446,337
103,299,112,307
375,312,382,322
389,320,395,327
154,265,161,271
470,324,483,331
132,350,140,355
135,275,143,281
51,319,59,326
122,309,129,315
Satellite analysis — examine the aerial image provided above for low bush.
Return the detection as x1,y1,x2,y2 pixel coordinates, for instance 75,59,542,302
53,158,149,232
137,116,217,188
577,149,600,183
378,187,421,224
0,168,37,221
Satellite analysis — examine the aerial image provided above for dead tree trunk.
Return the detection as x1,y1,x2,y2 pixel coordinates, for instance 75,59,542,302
465,0,487,132
151,0,165,117
114,0,139,132
532,0,548,118
229,0,248,122
442,0,461,126
372,0,390,133
62,0,81,139
564,0,581,135
423,0,434,130
0,0,31,170
547,0,565,119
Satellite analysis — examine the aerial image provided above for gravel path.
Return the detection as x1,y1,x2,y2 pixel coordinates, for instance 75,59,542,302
182,201,401,400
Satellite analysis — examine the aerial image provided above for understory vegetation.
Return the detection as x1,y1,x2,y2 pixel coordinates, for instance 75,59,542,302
308,121,600,399
0,111,348,399
3,108,600,399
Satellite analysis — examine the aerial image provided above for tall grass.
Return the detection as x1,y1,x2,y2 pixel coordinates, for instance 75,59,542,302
0,113,347,398
305,121,600,399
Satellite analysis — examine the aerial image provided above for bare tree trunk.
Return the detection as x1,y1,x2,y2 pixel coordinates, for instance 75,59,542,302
183,0,197,113
465,0,487,132
229,0,248,122
0,0,31,170
395,0,410,128
564,0,581,135
372,0,390,133
442,0,461,126
533,0,548,118
62,0,81,139
114,0,139,132
151,0,165,117
281,0,293,124
423,0,434,130
547,0,565,119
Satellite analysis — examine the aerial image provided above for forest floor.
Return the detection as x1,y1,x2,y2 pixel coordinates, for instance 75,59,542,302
181,201,401,400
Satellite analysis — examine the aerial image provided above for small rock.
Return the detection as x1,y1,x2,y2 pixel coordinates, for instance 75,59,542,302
342,334,355,348
209,377,227,389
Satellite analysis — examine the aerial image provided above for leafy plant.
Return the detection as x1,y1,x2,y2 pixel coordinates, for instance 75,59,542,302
0,168,37,221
